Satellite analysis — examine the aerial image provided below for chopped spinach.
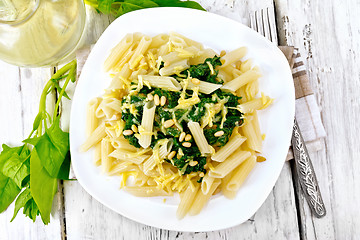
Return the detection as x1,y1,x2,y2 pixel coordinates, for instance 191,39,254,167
182,56,223,84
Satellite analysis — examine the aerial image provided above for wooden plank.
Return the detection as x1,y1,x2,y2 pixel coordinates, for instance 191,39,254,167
274,0,360,239
0,62,62,239
63,1,300,239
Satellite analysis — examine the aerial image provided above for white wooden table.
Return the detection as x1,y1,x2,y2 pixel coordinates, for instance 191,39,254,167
1,1,359,239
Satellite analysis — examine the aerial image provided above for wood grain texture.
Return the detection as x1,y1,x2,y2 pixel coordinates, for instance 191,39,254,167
0,62,62,240
275,0,360,239
62,1,300,239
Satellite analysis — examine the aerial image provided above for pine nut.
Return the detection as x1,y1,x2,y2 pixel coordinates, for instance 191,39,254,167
189,161,198,166
160,96,166,106
179,132,186,142
191,78,200,85
163,119,174,128
154,94,160,106
177,154,181,159
123,130,133,136
131,125,138,132
182,142,191,148
185,134,192,141
199,172,205,177
214,130,224,137
220,50,226,57
168,151,176,160
147,93,154,101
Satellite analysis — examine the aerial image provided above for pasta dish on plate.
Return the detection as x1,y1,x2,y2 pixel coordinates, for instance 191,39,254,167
80,32,273,219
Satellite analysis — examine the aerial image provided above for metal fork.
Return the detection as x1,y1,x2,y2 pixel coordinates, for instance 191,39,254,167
249,8,326,218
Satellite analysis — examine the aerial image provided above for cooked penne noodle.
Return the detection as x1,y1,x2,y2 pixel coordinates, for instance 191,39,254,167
143,139,173,174
201,173,215,195
209,150,251,178
170,32,204,50
109,149,150,165
159,59,189,76
129,35,152,70
149,33,169,49
221,70,261,92
100,138,113,173
124,186,173,197
86,97,101,136
211,134,247,162
108,161,133,175
241,115,262,152
186,80,222,94
176,184,200,219
104,33,133,71
139,101,156,148
189,48,217,65
221,47,247,67
188,121,211,155
221,172,237,199
189,179,221,215
94,143,101,166
80,122,106,152
239,98,265,113
227,155,256,191
138,75,181,91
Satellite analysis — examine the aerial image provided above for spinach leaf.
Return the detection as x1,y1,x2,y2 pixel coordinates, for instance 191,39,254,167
2,145,30,188
30,149,57,225
57,151,71,180
0,173,20,213
24,118,69,178
183,56,223,84
97,0,116,14
0,144,25,213
152,0,205,10
84,0,205,18
11,187,39,222
120,0,159,16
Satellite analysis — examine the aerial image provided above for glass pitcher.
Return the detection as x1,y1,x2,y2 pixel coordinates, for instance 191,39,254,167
0,0,86,67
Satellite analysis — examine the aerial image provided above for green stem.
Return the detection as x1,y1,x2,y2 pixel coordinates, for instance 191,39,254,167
53,67,74,120
38,60,76,129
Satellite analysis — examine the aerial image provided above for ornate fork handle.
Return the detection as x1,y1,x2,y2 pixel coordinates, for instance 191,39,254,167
291,119,326,218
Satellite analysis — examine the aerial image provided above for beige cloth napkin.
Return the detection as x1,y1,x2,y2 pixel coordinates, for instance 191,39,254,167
278,46,326,160
75,46,326,163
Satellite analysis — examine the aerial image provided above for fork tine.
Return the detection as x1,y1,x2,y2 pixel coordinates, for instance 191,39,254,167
262,9,272,41
249,12,257,31
250,8,279,45
267,7,279,44
255,10,264,36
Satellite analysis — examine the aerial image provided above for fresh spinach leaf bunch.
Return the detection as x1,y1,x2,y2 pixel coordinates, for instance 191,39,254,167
84,0,206,18
0,61,76,224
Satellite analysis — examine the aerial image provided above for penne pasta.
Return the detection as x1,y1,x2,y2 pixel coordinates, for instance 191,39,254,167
211,134,247,162
209,150,251,178
221,70,262,92
187,121,211,155
139,101,156,148
86,97,101,136
104,33,133,71
159,59,189,76
176,184,200,219
138,75,181,91
227,155,256,191
186,79,222,94
221,47,247,67
189,179,221,215
129,35,152,70
80,122,106,152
